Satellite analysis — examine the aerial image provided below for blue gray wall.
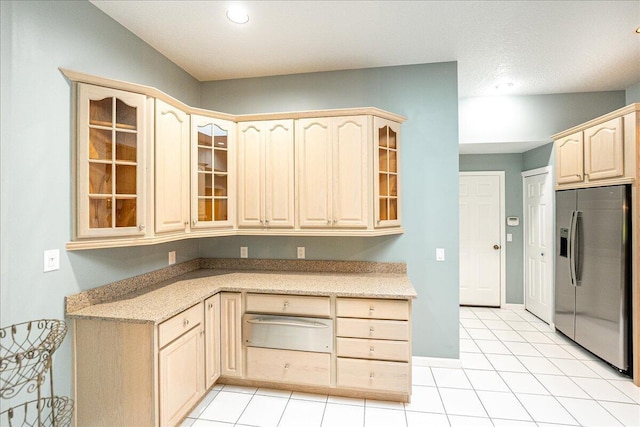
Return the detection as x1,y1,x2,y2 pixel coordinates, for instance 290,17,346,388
458,154,525,303
0,0,202,400
459,91,627,304
199,64,461,359
626,82,640,104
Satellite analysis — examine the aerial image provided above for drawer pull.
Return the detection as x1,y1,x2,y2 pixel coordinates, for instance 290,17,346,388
370,372,375,379
284,363,290,370
208,303,213,310
369,327,375,334
369,307,375,313
370,347,375,353
183,319,190,327
283,301,289,309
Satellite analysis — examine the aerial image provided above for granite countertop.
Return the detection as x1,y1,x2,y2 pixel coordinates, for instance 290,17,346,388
66,259,417,324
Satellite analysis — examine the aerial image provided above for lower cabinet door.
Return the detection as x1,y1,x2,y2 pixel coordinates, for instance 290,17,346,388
159,326,204,426
337,358,409,393
246,347,331,386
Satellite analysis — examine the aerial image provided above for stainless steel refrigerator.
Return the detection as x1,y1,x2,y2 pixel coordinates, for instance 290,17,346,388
555,185,632,372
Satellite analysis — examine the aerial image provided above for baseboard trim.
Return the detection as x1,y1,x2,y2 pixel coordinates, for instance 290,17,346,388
412,356,461,368
502,303,525,310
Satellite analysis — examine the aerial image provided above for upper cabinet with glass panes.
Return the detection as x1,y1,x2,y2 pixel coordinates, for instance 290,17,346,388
191,115,235,230
374,117,401,228
76,83,147,239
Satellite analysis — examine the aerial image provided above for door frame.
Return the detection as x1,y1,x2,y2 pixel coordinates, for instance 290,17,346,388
459,171,506,307
521,166,555,326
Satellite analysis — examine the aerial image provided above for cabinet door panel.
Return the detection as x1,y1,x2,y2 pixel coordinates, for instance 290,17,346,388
77,84,147,238
333,116,369,228
191,115,235,229
556,132,584,185
205,294,221,389
584,117,624,181
237,123,265,227
155,99,189,233
265,120,295,228
220,292,243,377
297,118,332,227
374,117,401,227
159,326,204,427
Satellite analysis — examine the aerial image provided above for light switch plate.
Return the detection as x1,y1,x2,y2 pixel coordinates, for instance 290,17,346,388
436,248,445,261
44,249,60,272
507,233,513,242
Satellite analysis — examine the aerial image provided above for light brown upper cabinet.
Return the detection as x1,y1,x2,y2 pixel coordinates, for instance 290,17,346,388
64,70,405,249
75,83,148,239
296,116,370,229
155,99,190,234
554,105,638,190
191,115,236,231
237,120,295,229
374,117,402,228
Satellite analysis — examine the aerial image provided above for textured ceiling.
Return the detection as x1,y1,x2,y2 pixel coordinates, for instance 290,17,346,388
91,0,640,98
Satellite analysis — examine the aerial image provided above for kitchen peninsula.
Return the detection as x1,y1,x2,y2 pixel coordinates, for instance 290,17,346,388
66,258,417,426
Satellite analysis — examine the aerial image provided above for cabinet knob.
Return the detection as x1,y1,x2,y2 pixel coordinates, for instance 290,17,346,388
369,347,375,353
183,319,190,327
369,326,375,334
369,307,375,313
283,301,289,309
369,372,375,379
493,244,501,250
284,363,290,370
192,219,198,226
138,224,145,231
184,221,189,226
576,174,582,179
265,219,269,225
327,220,331,225
208,303,213,309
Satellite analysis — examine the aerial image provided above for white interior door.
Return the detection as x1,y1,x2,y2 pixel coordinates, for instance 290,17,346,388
523,167,554,324
459,173,504,307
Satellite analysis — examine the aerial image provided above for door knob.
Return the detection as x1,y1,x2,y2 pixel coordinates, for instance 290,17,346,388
493,244,501,250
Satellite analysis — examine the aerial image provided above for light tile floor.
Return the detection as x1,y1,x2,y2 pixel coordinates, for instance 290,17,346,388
182,306,640,426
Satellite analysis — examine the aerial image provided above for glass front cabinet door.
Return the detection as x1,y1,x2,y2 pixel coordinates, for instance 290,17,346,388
374,117,401,228
191,115,235,230
76,83,147,238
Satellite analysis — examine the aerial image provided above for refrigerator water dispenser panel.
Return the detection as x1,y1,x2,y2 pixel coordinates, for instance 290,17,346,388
560,228,569,258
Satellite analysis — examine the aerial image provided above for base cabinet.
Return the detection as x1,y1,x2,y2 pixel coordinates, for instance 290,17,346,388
220,292,243,377
205,294,221,389
246,347,331,386
159,324,204,426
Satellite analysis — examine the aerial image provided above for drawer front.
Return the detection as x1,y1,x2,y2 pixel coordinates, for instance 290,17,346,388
158,303,203,348
336,318,409,341
246,347,331,386
337,358,410,393
336,298,409,320
336,337,409,362
246,293,330,317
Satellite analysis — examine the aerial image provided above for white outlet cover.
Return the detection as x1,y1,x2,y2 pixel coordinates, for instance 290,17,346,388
240,247,248,258
168,251,176,265
44,249,60,272
297,246,305,259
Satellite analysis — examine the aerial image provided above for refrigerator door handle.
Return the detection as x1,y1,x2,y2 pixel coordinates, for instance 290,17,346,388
569,210,578,287
574,211,583,286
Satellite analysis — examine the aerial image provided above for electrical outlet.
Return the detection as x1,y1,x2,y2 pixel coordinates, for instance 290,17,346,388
44,249,60,272
168,251,176,265
240,246,248,258
297,246,305,259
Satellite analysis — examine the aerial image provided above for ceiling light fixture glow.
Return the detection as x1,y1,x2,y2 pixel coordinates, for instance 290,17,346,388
226,7,249,24
636,26,640,34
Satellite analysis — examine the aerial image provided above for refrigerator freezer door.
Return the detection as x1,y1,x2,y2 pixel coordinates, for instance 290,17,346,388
574,186,629,370
555,190,577,339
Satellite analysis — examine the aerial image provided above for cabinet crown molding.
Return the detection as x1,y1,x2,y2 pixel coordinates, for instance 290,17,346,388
60,68,406,123
552,103,640,140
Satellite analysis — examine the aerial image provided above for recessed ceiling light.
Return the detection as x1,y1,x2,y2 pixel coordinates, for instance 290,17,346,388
495,82,514,90
636,26,640,34
226,6,249,24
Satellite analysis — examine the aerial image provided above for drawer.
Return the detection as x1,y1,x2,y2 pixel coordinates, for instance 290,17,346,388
336,337,410,362
337,358,410,393
246,293,330,317
246,347,331,386
158,303,203,348
336,318,409,341
336,298,409,320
